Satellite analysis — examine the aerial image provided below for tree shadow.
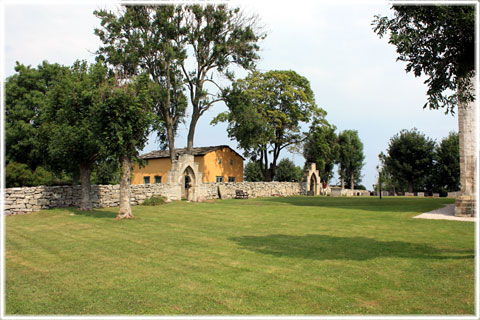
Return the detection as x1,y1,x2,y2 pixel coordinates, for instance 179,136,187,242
229,234,474,261
257,197,453,213
65,207,118,219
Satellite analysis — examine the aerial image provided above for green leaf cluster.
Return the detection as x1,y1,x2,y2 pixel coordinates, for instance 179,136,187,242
337,130,365,189
373,5,475,113
214,70,323,181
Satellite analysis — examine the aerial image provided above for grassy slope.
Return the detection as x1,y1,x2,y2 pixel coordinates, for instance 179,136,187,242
5,197,475,315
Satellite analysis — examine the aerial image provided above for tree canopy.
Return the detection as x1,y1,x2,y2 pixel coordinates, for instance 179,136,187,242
433,132,460,193
336,130,365,190
303,122,338,184
373,5,475,113
213,70,323,182
384,128,436,193
274,158,303,182
94,5,188,161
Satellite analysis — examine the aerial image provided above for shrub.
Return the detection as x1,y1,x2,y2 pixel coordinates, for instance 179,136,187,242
142,196,167,206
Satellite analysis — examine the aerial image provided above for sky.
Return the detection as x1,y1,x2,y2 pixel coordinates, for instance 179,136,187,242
2,0,458,190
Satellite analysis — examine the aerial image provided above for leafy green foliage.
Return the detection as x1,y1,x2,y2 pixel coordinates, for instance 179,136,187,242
5,61,67,170
433,132,460,193
244,161,264,182
274,158,303,182
94,5,188,160
5,162,64,188
384,128,436,193
303,122,338,183
142,196,167,206
337,130,365,189
43,61,108,172
214,70,324,181
177,4,266,151
373,5,475,113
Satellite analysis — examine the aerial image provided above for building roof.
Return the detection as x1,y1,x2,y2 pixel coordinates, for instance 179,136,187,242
140,145,245,160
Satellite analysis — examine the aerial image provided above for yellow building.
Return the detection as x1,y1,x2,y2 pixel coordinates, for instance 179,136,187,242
132,145,244,185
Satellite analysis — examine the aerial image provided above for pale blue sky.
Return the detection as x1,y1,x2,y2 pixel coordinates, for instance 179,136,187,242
3,1,458,189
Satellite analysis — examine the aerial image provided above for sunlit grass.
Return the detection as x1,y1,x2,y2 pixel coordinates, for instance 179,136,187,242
5,196,475,315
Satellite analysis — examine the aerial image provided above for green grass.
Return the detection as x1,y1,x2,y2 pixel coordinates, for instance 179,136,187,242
5,196,475,315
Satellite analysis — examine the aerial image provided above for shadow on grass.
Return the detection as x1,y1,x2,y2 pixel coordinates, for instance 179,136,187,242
229,234,474,261
257,196,453,213
65,207,118,219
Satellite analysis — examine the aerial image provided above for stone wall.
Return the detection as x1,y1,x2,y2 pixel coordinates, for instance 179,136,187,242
4,182,303,215
200,182,303,200
4,183,180,216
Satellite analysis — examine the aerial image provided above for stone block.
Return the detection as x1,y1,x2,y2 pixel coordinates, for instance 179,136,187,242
416,192,424,197
405,192,414,197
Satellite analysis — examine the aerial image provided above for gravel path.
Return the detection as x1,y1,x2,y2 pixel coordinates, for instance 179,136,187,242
414,204,476,222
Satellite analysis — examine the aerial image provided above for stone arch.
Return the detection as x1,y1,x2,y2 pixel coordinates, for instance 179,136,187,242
180,165,196,201
303,162,321,196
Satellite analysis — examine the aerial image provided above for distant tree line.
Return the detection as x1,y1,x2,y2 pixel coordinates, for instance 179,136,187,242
376,129,459,195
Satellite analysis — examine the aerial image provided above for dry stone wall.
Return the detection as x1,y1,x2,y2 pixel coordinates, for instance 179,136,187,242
4,182,305,215
4,183,179,215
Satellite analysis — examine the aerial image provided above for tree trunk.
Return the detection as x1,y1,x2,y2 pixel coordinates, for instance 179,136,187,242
117,154,134,220
79,163,92,211
408,180,413,193
167,117,176,161
341,177,345,189
350,172,354,190
186,110,199,154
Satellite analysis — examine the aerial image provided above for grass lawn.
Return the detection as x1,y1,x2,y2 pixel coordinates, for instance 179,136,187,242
5,196,475,315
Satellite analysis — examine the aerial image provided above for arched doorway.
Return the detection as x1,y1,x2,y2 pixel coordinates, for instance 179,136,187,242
309,174,317,196
182,166,196,201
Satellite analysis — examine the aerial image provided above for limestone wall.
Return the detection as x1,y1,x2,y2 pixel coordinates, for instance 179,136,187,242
200,182,303,200
4,184,180,216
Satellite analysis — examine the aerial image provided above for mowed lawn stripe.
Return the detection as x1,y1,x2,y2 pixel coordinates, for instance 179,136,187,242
6,196,474,315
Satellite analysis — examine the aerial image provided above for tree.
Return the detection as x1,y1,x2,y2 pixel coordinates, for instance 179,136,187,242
213,70,323,181
373,5,476,213
336,130,365,190
434,132,460,193
244,161,264,182
43,61,109,210
94,5,187,161
275,158,302,182
97,73,153,219
177,5,265,153
303,122,337,184
5,61,66,171
384,128,435,193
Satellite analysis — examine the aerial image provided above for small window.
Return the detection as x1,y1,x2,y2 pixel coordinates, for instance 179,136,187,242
154,176,162,184
230,160,233,165
218,158,222,164
144,176,151,184
228,176,235,182
216,176,224,183
145,159,149,165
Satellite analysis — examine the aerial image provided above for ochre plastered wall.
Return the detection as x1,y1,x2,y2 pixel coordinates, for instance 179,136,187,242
131,158,172,185
197,148,243,183
131,147,244,184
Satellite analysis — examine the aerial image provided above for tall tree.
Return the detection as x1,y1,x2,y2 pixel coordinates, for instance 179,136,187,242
5,61,66,170
98,73,153,219
94,5,155,219
94,5,187,161
384,128,435,193
177,4,265,153
373,5,476,213
43,61,108,210
213,70,323,181
303,121,338,184
434,132,460,193
336,130,365,190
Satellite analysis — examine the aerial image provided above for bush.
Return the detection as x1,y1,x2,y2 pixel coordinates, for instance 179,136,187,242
142,196,167,206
